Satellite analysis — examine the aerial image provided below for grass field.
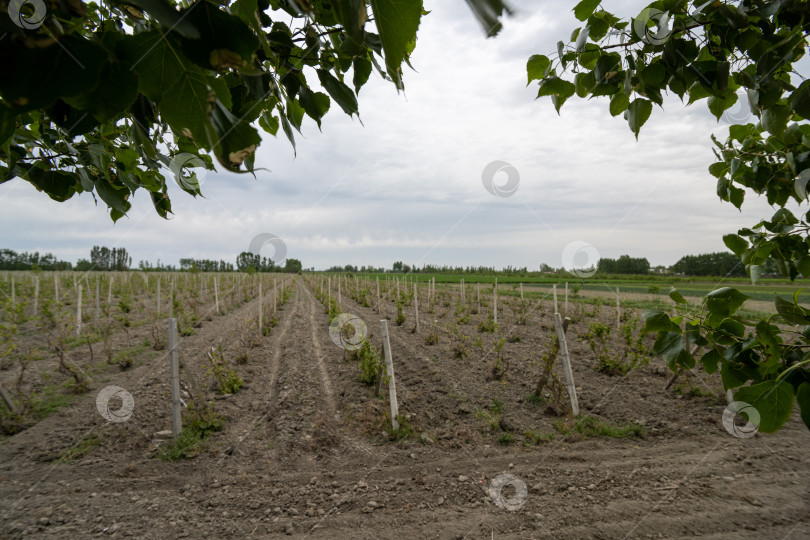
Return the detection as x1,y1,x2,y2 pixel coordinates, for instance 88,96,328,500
350,273,810,302
5,268,797,316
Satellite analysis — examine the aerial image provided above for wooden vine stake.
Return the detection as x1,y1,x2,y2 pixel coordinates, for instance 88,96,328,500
168,318,182,438
554,312,580,416
107,276,113,305
273,278,277,314
76,285,82,337
54,274,59,304
380,320,399,430
214,277,220,314
376,276,381,314
33,276,39,316
157,277,161,316
520,282,523,300
414,283,419,333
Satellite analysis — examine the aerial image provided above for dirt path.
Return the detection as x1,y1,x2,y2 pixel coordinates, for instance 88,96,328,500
0,276,808,539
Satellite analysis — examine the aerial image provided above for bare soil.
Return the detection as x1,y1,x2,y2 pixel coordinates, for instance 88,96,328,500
1,277,808,539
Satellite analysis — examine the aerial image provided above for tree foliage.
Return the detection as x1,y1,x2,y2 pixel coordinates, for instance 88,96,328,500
597,254,650,274
531,0,810,432
671,251,746,276
90,245,131,271
0,0,506,220
179,258,234,272
0,248,73,270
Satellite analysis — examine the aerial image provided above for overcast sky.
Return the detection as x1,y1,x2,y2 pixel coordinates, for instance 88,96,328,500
0,0,789,271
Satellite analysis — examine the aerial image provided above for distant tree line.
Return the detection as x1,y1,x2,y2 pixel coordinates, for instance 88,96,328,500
597,255,651,275
91,246,131,271
670,252,747,277
179,258,235,272
73,246,132,271
385,262,530,275
138,260,177,272
0,249,72,270
235,252,302,273
0,245,776,279
326,264,386,273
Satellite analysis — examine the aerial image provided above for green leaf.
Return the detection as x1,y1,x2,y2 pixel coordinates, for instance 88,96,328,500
63,62,138,122
627,98,652,139
734,380,795,433
463,0,512,37
207,100,261,172
93,178,131,216
279,111,296,155
179,2,259,70
332,0,368,44
774,295,810,325
537,77,575,113
669,288,687,304
231,0,260,29
642,310,680,332
285,98,304,131
573,0,600,21
352,57,372,95
0,36,107,112
526,55,550,85
639,63,666,88
370,0,423,88
761,104,790,137
127,0,200,39
207,76,233,110
652,331,685,369
0,106,15,146
117,31,187,103
258,111,279,136
25,168,82,202
706,287,750,316
723,234,748,256
609,93,629,116
578,44,600,70
317,70,358,116
797,382,810,431
721,361,750,390
160,67,210,141
796,257,810,278
728,184,744,209
790,80,810,119
298,87,330,128
574,72,595,98
708,92,738,121
701,349,722,374
708,161,727,178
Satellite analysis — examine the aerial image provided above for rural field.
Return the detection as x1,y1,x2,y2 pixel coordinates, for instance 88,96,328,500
0,271,808,538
